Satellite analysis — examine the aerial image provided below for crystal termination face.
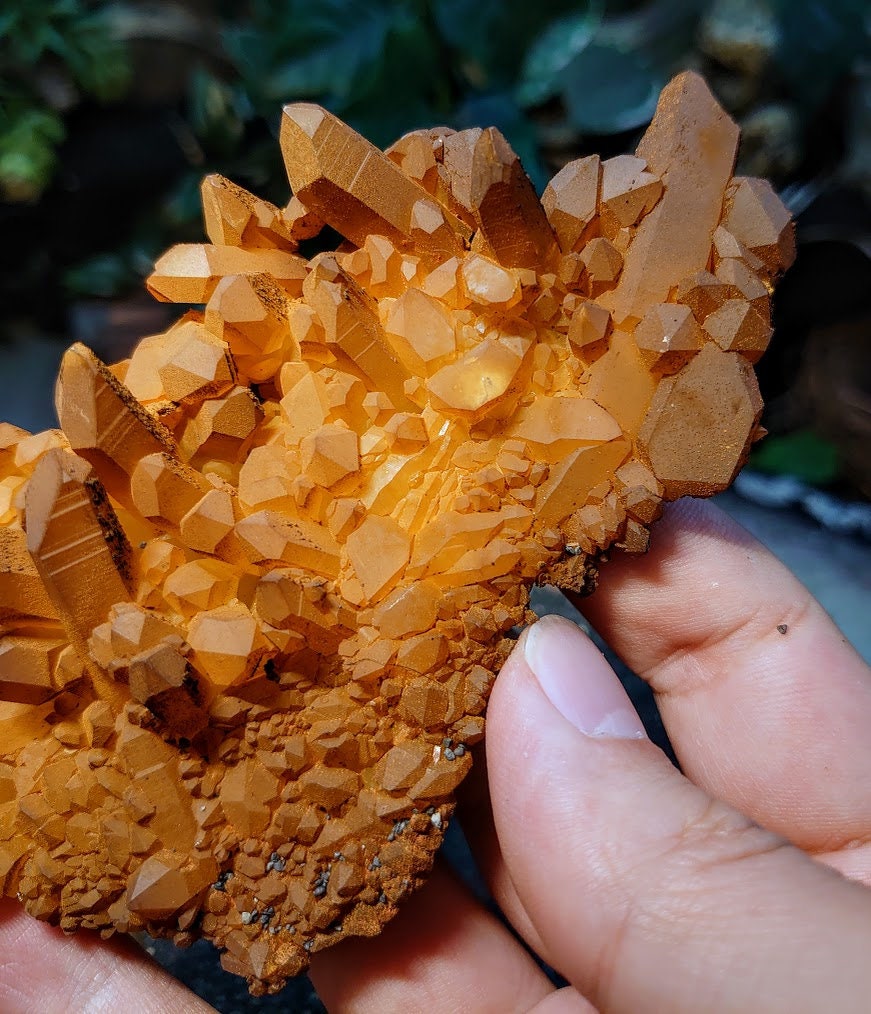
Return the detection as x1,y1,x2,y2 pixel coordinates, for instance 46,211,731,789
0,72,793,994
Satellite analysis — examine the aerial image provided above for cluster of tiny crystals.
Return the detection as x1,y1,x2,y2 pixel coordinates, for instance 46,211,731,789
0,72,792,993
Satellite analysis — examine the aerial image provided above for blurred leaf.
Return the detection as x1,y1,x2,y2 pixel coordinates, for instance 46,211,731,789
160,171,208,232
0,3,130,199
772,0,870,112
188,66,244,154
62,11,130,102
264,20,387,105
0,2,129,99
516,4,603,107
63,250,134,298
561,42,662,134
590,0,703,81
338,7,442,145
750,429,841,485
223,134,287,200
63,217,167,299
432,0,579,89
39,22,70,60
224,0,402,110
0,107,64,200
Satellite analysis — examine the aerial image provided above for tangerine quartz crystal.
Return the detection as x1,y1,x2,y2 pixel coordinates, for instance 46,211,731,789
0,72,793,993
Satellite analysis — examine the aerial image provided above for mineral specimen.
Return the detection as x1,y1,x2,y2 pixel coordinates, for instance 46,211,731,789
0,72,793,993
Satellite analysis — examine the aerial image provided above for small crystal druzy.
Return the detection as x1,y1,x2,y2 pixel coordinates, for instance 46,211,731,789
0,72,792,994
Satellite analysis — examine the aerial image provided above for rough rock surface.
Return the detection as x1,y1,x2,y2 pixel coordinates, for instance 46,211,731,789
0,72,793,994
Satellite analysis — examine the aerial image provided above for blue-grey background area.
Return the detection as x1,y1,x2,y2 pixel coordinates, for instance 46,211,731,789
3,338,870,1012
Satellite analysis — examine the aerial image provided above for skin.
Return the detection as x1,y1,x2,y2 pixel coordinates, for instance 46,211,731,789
2,498,871,1012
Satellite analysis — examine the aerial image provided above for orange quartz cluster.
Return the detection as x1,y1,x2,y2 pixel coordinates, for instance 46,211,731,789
0,72,792,993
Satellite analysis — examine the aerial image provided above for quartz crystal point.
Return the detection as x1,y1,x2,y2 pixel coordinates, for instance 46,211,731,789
0,72,793,994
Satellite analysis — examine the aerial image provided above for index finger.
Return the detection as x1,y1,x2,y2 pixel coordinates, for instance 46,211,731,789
575,498,871,865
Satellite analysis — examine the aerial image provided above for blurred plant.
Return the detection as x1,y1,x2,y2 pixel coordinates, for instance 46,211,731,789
216,0,693,183
136,0,693,274
0,0,130,200
176,0,870,240
750,429,841,486
2,0,871,495
6,0,869,217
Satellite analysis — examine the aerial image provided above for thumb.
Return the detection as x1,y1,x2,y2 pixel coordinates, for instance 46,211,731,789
487,615,871,1014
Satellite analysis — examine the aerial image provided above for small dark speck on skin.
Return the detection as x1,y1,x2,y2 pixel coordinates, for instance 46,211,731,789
777,624,788,635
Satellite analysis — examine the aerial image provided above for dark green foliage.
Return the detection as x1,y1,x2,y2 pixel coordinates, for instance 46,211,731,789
0,1,129,199
516,9,604,107
431,0,581,90
4,0,867,212
772,0,870,111
0,0,129,99
750,429,841,486
561,44,662,133
0,107,64,201
225,1,405,113
187,67,245,157
2,1,870,493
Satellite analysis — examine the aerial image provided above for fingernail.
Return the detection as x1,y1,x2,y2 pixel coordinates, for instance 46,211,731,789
523,615,647,740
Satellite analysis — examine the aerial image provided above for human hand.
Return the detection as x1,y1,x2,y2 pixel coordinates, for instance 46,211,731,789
312,499,871,1013
3,498,871,1012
